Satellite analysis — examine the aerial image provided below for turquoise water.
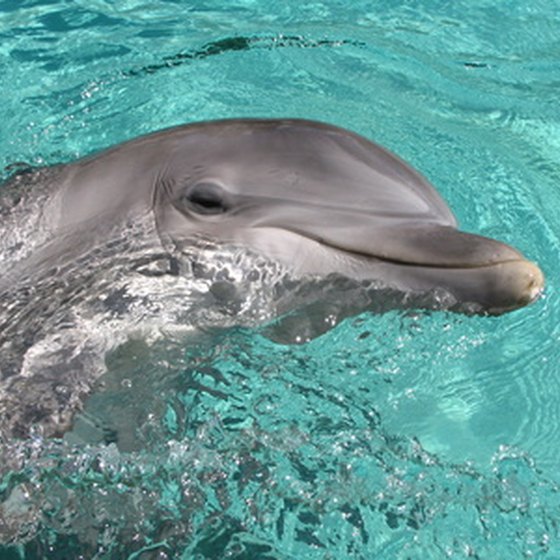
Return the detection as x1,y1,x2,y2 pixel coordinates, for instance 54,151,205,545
1,0,560,558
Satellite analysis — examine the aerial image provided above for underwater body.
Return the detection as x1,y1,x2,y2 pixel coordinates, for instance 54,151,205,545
1,1,560,558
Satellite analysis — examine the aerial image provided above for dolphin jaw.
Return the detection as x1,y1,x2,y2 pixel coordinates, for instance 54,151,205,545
323,239,544,313
238,224,544,314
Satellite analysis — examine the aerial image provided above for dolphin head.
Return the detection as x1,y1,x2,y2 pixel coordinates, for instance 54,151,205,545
143,119,543,314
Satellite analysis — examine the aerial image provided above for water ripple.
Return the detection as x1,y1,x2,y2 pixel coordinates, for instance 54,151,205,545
2,0,560,557
1,327,560,558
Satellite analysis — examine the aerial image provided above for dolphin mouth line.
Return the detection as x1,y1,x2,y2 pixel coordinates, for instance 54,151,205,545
291,229,526,270
340,250,532,271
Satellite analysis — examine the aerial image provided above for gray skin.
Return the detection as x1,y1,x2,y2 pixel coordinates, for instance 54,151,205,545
0,119,544,439
58,117,542,311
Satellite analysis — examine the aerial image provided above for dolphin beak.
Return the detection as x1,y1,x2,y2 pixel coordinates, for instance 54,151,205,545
357,227,545,314
286,221,545,314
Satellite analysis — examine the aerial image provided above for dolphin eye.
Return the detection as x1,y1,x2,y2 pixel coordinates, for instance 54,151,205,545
183,182,228,215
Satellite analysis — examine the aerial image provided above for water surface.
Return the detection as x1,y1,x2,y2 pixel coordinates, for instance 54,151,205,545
1,1,560,558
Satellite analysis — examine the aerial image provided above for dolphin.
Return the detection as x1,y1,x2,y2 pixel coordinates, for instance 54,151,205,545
0,118,544,439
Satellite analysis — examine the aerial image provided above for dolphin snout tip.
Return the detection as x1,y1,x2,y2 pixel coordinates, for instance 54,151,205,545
498,259,545,312
519,260,545,304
